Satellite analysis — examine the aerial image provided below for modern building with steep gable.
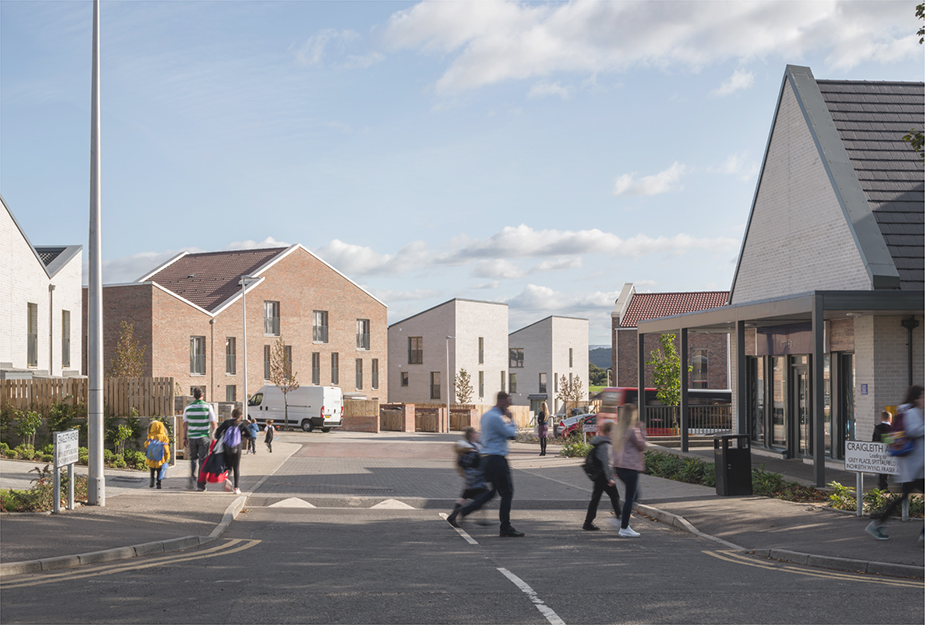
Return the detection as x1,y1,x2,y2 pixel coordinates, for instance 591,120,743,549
637,66,923,485
1,195,82,378
82,245,387,404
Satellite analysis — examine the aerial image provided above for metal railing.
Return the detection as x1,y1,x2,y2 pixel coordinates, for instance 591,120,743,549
356,332,369,350
190,354,206,375
265,316,280,336
314,325,328,343
644,405,732,436
27,334,38,367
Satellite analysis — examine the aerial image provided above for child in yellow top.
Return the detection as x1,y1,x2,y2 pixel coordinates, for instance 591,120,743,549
144,421,171,489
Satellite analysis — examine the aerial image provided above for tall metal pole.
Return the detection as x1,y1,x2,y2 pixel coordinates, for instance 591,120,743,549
87,0,105,506
240,276,258,414
446,336,454,433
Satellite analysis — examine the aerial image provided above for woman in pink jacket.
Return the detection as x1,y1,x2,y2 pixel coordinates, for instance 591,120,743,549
612,407,647,537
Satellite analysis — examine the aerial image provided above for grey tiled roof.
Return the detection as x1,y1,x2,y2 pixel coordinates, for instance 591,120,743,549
35,247,66,267
817,80,924,291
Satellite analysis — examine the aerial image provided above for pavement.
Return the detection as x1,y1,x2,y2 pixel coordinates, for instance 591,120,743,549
1,431,922,579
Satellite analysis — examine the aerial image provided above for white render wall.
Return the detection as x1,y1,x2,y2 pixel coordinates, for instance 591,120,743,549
732,79,871,305
1,207,83,376
509,316,589,412
388,299,508,404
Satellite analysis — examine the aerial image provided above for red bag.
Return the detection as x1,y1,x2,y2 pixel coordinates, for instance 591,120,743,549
199,440,229,484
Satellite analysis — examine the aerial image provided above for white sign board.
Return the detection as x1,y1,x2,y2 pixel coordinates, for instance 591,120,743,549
54,429,79,468
844,441,898,475
582,422,597,433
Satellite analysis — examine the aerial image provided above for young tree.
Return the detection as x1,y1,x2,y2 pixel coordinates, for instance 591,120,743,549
455,369,473,404
556,375,586,414
108,321,146,378
270,336,299,430
646,334,693,429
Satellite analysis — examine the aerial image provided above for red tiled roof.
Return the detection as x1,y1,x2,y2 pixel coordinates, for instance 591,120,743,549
621,291,729,328
145,248,288,312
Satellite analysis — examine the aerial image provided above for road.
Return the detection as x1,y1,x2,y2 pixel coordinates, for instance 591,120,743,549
1,433,922,624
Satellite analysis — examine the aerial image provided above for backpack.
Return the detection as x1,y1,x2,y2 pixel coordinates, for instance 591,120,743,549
145,439,166,463
223,424,242,449
582,440,607,481
885,410,915,457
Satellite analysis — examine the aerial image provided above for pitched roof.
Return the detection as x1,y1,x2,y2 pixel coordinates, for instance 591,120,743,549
143,248,288,311
621,292,729,328
817,79,924,291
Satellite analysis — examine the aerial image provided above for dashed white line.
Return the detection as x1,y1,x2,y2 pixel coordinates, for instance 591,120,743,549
497,567,566,625
439,513,479,545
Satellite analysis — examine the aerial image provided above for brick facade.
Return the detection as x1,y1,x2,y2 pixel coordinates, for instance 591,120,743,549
615,328,729,389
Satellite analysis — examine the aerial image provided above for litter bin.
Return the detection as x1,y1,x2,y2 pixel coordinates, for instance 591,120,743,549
714,435,752,496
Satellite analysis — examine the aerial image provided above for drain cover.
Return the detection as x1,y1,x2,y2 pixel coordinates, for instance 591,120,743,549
110,477,145,483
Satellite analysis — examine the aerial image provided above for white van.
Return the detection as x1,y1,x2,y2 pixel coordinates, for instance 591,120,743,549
247,385,344,432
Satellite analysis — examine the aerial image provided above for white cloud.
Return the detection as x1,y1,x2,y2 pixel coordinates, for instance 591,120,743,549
712,68,754,96
314,239,430,276
381,0,918,93
532,257,582,273
613,162,686,197
527,81,572,99
292,29,383,70
709,152,760,181
370,288,439,303
472,259,526,279
470,281,501,290
224,237,291,251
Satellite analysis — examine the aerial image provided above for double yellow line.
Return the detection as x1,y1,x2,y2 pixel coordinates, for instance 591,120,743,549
1,538,261,589
704,550,923,588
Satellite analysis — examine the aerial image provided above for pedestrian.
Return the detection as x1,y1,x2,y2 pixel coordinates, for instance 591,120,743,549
866,385,924,542
873,410,893,492
265,419,276,453
537,401,549,457
454,427,487,508
447,392,525,537
246,417,259,454
612,406,647,538
215,408,246,495
144,420,171,490
181,388,217,490
583,420,622,531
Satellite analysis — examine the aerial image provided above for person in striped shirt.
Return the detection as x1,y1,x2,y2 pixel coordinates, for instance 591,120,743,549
181,388,217,490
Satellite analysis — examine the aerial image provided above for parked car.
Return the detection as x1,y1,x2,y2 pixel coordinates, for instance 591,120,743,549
247,385,344,432
554,413,596,439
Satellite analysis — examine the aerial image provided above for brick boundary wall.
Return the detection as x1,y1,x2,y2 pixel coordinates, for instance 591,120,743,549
340,416,380,433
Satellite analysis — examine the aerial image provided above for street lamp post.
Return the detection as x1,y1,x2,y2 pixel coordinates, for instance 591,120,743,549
446,335,454,432
239,276,260,414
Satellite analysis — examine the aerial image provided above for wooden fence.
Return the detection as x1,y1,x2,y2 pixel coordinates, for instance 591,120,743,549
344,399,379,417
379,404,405,431
0,377,175,418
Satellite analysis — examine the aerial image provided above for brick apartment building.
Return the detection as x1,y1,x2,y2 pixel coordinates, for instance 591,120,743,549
611,283,729,390
82,245,387,404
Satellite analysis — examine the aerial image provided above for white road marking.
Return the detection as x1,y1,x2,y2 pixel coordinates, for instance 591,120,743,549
439,513,479,545
497,567,566,625
268,497,316,508
371,499,416,509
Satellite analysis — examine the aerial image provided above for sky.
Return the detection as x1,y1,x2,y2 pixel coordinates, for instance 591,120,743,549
2,0,922,346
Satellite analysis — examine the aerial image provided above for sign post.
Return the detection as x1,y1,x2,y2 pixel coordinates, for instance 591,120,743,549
582,420,596,445
53,429,80,514
844,441,899,518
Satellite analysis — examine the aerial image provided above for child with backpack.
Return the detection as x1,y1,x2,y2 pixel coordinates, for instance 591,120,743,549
245,417,259,454
454,427,486,506
144,420,171,489
265,419,276,453
214,408,246,494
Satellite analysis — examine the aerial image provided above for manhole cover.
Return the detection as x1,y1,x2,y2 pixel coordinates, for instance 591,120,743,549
352,488,394,493
110,477,145,483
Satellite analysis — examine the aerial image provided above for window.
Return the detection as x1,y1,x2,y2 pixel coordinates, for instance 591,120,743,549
500,371,506,393
27,303,38,367
478,371,484,399
539,373,547,394
401,371,409,387
408,337,423,364
312,352,321,385
226,385,236,402
190,336,206,375
226,337,236,374
264,301,280,336
509,348,524,368
331,352,339,384
264,345,271,380
372,359,379,390
692,348,708,389
430,371,441,400
61,310,71,368
313,311,328,343
478,337,484,364
509,373,517,394
569,348,573,368
357,319,370,350
356,359,363,390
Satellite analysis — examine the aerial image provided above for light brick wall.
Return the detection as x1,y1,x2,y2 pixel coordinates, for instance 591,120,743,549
508,316,589,411
732,80,871,304
2,207,82,376
616,329,729,390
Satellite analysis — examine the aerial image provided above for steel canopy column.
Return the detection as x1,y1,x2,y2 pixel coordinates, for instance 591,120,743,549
680,328,689,452
638,331,646,424
812,293,826,487
736,321,747,436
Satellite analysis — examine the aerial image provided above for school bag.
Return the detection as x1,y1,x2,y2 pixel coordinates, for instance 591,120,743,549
582,440,607,481
885,409,916,457
145,439,166,463
223,423,242,449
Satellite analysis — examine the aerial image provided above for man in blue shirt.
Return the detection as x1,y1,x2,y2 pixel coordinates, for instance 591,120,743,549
447,392,524,537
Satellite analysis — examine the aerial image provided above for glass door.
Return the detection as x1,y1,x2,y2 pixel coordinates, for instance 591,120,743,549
792,361,810,457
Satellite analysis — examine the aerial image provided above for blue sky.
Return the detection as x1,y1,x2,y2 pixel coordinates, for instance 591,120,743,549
2,0,922,344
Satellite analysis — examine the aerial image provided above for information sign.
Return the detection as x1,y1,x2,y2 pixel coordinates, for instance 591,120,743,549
54,429,79,468
844,441,898,475
582,422,597,433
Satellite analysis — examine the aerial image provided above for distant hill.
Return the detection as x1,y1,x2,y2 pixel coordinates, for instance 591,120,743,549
589,347,611,369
